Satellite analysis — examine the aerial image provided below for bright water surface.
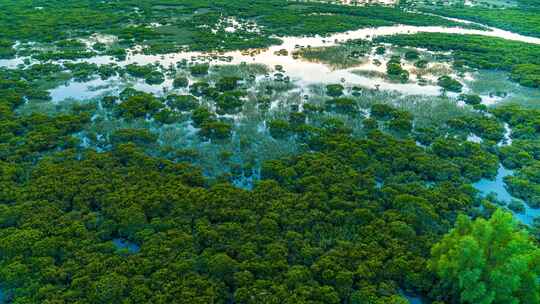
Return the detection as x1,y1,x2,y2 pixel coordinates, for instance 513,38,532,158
473,165,540,225
3,17,540,102
4,15,540,226
113,238,140,253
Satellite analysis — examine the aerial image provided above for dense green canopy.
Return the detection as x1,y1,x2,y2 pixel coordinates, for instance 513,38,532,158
1,1,540,303
430,210,540,304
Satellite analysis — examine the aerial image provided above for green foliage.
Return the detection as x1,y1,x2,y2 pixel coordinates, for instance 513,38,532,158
298,40,371,68
431,7,540,38
325,98,358,114
216,77,241,92
491,105,540,140
389,113,413,135
268,119,290,139
510,64,540,88
124,64,164,84
110,128,158,147
190,64,210,76
429,210,540,304
431,137,499,180
116,93,163,119
371,103,398,120
414,59,428,69
386,56,409,83
173,75,189,88
376,33,540,88
216,91,246,114
437,76,463,93
166,94,199,112
32,50,97,61
490,105,540,207
404,49,420,61
0,126,486,303
506,163,540,208
1,2,539,303
508,199,526,213
191,107,216,127
0,39,16,59
326,84,345,97
0,0,472,56
459,94,482,106
0,71,527,302
190,81,211,97
199,120,233,140
153,108,182,124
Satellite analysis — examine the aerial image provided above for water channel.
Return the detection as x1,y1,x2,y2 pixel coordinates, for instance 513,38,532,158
3,15,540,102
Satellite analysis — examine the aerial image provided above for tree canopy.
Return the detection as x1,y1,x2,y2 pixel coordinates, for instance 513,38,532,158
430,209,540,304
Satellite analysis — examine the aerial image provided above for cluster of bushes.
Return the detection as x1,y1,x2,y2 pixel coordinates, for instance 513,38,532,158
0,39,16,59
386,56,409,83
375,33,540,88
0,0,475,58
125,64,165,85
0,108,488,303
1,63,539,303
491,105,540,208
510,64,540,88
437,76,463,93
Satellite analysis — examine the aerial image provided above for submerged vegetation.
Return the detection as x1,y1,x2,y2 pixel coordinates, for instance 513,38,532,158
426,6,540,38
1,0,540,303
375,33,540,88
298,40,372,69
0,0,469,57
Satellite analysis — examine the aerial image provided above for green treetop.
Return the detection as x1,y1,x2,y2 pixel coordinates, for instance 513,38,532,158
429,209,540,304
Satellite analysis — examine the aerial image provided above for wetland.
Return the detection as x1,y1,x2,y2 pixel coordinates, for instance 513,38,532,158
1,1,540,303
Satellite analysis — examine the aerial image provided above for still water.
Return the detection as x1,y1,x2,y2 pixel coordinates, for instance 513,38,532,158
113,238,140,253
473,165,540,225
4,17,540,102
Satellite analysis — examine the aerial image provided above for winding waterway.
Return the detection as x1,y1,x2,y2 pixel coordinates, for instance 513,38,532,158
76,21,540,96
3,15,540,102
4,14,540,228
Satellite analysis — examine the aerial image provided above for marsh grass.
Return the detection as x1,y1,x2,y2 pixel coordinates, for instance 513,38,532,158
298,43,372,69
208,64,269,81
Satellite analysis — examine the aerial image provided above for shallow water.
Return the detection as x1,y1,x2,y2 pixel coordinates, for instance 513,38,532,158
113,238,140,253
401,289,426,304
406,295,423,304
466,70,540,108
49,77,119,101
4,16,540,102
473,164,540,225
93,22,540,92
498,123,512,147
48,75,177,102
